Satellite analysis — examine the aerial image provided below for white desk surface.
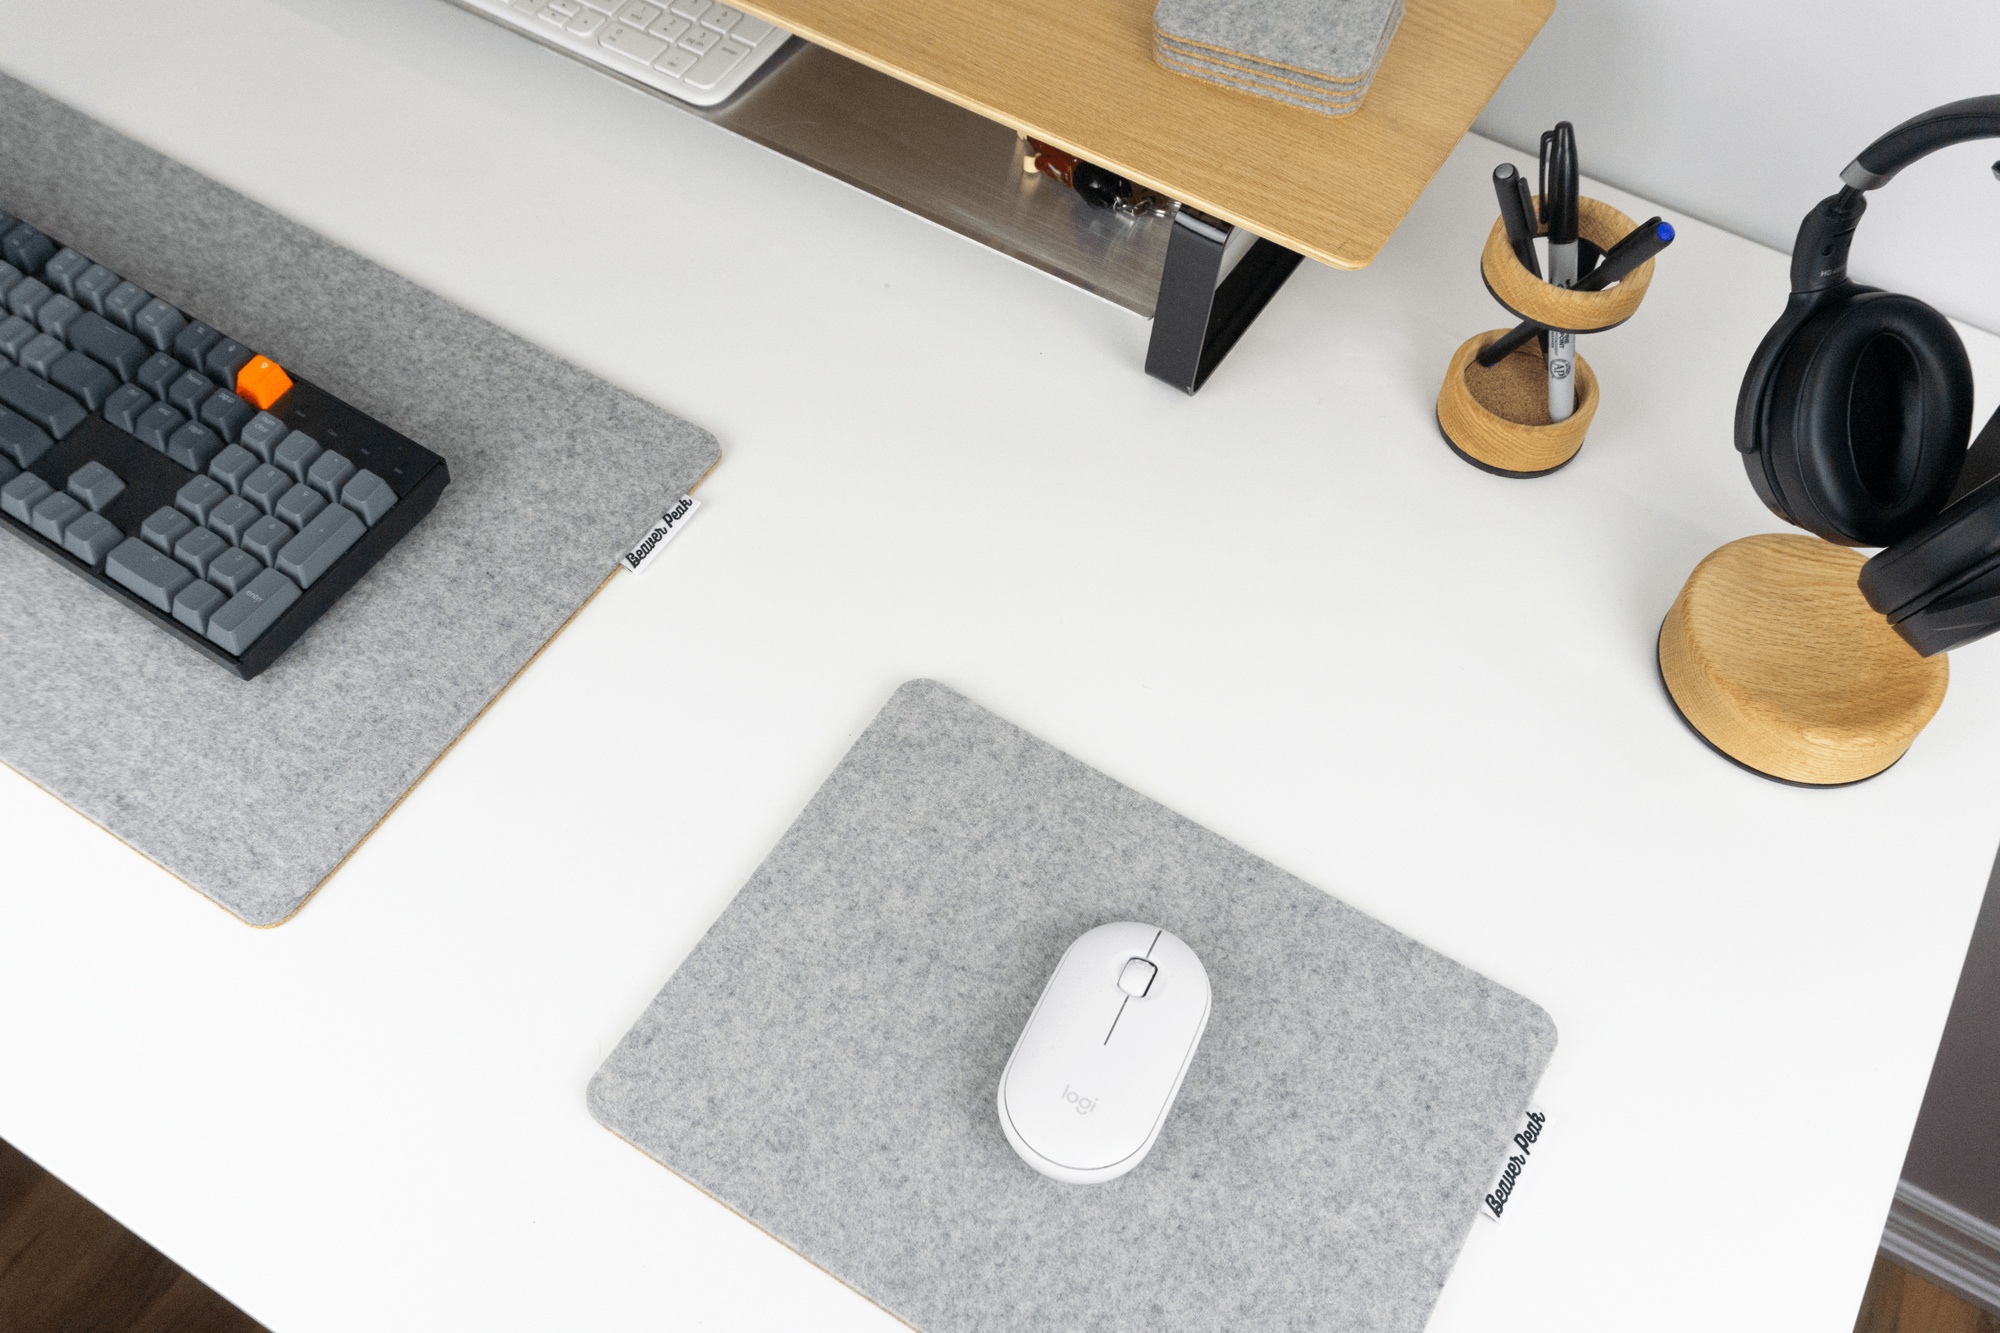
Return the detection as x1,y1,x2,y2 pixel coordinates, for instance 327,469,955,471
2,1,1995,1329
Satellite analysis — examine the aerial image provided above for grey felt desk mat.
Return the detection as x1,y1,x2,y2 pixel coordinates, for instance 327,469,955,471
1154,0,1404,84
0,73,718,925
591,681,1557,1333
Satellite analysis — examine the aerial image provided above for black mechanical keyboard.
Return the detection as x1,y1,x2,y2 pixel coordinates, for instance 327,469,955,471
0,210,448,678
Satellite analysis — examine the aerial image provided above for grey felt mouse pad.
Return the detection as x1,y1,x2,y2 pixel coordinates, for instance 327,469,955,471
0,73,718,925
590,680,1557,1333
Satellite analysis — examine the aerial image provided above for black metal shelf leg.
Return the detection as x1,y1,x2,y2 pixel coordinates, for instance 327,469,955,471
1144,208,1305,395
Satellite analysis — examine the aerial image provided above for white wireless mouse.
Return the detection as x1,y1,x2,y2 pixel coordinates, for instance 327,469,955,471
997,922,1211,1184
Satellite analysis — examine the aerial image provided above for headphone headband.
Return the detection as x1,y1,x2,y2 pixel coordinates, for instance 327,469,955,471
1841,94,2000,189
1792,95,2000,295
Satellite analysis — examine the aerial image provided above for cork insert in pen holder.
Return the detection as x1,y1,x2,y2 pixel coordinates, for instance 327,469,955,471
1438,195,1651,477
1437,331,1598,477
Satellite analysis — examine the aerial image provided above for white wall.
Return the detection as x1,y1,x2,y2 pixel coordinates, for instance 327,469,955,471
1474,0,2000,336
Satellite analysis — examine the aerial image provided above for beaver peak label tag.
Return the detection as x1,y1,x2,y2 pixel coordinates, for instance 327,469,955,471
1479,1105,1547,1223
622,494,700,574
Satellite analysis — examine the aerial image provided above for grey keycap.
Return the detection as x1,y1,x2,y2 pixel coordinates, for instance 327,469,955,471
0,455,15,487
241,514,293,565
0,315,34,362
43,248,89,297
208,493,260,544
1,471,53,523
172,578,228,633
206,545,262,596
0,265,19,306
171,320,219,370
0,224,54,275
0,366,85,438
276,503,364,589
206,567,300,655
20,332,64,377
50,351,117,411
68,311,147,381
340,469,398,526
36,294,81,340
204,337,253,384
275,481,326,530
166,368,214,419
200,389,254,443
103,280,150,331
30,490,85,542
0,405,54,468
136,351,181,399
74,264,119,314
140,505,195,553
273,431,321,482
106,536,194,611
67,460,125,512
173,525,228,578
175,474,228,523
103,382,151,434
134,402,184,452
239,412,288,462
208,443,259,493
241,462,289,513
306,449,355,502
63,511,122,569
7,277,51,321
166,421,224,472
132,298,187,352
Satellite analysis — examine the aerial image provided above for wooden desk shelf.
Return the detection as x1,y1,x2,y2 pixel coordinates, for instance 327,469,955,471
495,0,1553,389
732,0,1555,272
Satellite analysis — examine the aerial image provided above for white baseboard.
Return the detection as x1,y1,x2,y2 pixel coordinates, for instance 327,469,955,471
1882,1179,2000,1316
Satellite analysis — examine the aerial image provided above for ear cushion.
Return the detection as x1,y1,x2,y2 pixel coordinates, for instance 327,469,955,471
1766,290,1973,546
1861,474,2000,655
1735,297,1820,524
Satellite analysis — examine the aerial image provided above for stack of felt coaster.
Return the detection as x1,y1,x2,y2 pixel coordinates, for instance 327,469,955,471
1153,0,1405,116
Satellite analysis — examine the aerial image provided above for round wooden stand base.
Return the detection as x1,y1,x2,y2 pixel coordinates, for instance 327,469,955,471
1657,534,1949,786
1436,331,1597,477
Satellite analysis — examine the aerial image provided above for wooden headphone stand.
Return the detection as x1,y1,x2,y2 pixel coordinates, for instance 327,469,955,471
1657,534,1948,785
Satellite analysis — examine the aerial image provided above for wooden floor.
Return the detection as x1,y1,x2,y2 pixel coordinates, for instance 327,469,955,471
0,1137,266,1333
2,1128,1994,1333
1856,1253,2000,1333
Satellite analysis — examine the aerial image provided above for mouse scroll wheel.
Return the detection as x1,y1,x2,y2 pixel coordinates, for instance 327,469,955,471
1117,957,1157,998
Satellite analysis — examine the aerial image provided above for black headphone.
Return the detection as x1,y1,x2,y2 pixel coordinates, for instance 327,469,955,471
1737,95,2000,655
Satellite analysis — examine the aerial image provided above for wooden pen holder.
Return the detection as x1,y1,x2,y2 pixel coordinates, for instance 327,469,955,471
1437,196,1656,477
1657,534,1948,786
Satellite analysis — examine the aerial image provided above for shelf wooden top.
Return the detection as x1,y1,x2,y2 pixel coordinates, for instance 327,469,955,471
732,0,1554,270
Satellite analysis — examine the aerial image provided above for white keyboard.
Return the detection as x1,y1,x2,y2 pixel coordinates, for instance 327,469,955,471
458,0,793,107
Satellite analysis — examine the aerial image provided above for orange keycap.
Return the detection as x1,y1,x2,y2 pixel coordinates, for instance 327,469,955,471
235,355,294,411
